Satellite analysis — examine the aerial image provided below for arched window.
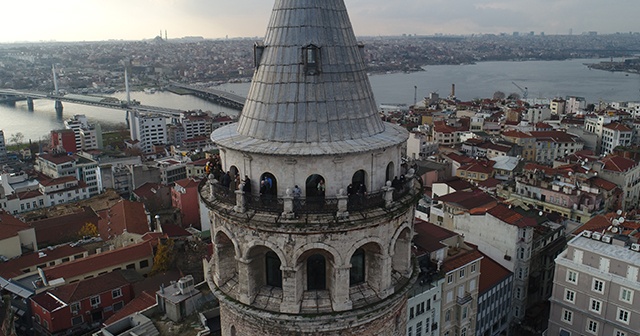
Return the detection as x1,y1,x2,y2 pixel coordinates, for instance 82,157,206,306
352,170,367,193
265,251,282,288
305,174,325,198
230,325,236,336
386,162,395,183
350,248,365,285
307,254,326,290
259,172,277,196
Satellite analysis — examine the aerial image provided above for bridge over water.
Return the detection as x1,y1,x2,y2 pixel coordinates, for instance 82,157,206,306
0,87,245,117
167,83,246,110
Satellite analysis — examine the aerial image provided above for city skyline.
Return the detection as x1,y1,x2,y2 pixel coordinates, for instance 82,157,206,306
2,0,639,43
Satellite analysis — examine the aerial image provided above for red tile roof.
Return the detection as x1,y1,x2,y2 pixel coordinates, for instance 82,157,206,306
590,177,617,191
478,252,512,294
39,176,77,187
442,249,483,273
441,177,473,191
43,240,155,281
445,153,474,164
530,131,580,143
0,245,87,279
436,190,497,213
97,200,150,241
600,155,637,172
603,122,632,132
174,177,201,189
459,161,494,174
161,223,191,238
29,207,99,246
574,213,640,239
103,291,156,326
37,153,75,164
0,212,31,241
487,204,537,228
413,219,457,253
32,272,130,312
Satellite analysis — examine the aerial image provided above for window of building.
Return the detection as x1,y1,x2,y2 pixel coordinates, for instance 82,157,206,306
592,278,604,294
614,329,627,336
561,309,573,324
564,289,575,303
470,263,477,273
589,298,602,314
70,302,80,313
303,45,321,75
586,319,598,334
350,248,365,286
447,274,453,284
416,321,422,336
460,328,466,336
459,268,465,279
410,307,414,319
71,316,83,326
139,260,149,269
113,301,124,312
90,295,101,307
307,254,326,290
445,309,451,322
112,288,122,299
566,270,578,284
620,287,633,303
408,326,412,336
266,251,283,288
617,308,630,324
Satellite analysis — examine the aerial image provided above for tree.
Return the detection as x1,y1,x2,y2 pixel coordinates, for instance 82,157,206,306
507,92,521,101
151,238,175,274
493,91,506,100
78,222,98,238
9,132,24,146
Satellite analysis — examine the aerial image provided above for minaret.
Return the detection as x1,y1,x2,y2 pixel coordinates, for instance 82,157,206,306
202,1,418,335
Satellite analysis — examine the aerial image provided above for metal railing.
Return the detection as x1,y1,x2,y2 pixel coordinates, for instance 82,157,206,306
200,174,422,216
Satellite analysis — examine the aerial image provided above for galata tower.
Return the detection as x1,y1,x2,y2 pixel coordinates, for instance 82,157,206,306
202,1,420,334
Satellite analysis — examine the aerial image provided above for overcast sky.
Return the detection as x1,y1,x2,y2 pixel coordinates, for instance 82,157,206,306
1,0,638,43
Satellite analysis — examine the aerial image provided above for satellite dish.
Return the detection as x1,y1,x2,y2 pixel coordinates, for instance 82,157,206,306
611,227,619,233
619,217,625,224
617,209,623,216
538,211,543,216
612,219,619,226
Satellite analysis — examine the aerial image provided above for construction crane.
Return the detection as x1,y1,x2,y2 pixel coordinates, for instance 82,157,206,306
511,82,528,100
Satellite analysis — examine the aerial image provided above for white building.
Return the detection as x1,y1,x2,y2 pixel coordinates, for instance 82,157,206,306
129,112,167,154
601,122,633,155
548,216,640,336
64,114,102,152
566,96,587,115
525,106,551,124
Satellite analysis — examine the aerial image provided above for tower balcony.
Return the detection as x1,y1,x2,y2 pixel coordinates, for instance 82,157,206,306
199,171,422,230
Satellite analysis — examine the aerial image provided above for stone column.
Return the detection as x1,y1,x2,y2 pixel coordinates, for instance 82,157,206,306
331,265,353,311
282,188,295,219
336,188,349,219
406,168,416,190
236,257,253,305
208,174,217,200
234,189,246,213
280,266,301,313
378,253,394,299
382,181,394,208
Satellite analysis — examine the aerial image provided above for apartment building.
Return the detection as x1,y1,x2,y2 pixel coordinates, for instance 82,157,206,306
129,112,167,154
548,214,640,336
601,122,633,155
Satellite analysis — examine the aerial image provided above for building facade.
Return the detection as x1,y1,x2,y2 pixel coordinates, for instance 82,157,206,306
201,1,419,334
548,221,640,336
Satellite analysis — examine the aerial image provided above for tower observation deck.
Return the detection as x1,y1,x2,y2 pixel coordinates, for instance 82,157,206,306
201,1,419,335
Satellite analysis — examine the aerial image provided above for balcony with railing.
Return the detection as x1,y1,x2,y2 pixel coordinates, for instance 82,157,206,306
199,170,422,229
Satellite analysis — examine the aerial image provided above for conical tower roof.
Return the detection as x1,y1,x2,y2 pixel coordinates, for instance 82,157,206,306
212,0,407,155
